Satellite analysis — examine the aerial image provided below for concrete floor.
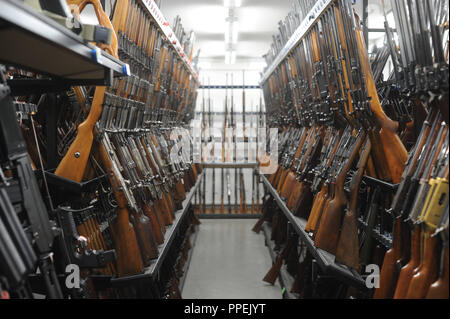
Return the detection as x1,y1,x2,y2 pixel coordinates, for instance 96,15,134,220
182,219,282,299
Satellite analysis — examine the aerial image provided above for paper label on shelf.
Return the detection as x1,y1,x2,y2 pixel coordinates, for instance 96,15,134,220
122,63,131,76
91,47,102,63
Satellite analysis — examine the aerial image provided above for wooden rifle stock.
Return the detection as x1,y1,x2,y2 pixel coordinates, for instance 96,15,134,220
354,18,407,183
263,234,294,285
335,139,372,269
305,129,343,231
406,231,440,298
373,217,404,298
252,195,272,233
394,226,422,298
426,245,449,299
98,141,143,276
314,132,367,254
55,0,118,182
305,185,327,232
288,130,323,212
293,184,313,219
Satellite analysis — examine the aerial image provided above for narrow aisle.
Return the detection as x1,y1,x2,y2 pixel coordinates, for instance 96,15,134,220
182,219,282,299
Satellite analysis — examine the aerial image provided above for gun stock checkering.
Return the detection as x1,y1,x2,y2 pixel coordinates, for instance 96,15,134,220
0,0,448,302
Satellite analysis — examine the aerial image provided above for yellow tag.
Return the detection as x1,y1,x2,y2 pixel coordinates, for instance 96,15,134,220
418,178,439,221
422,178,449,230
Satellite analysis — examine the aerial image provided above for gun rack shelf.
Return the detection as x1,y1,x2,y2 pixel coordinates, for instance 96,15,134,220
258,171,367,289
259,0,333,85
0,0,129,87
138,0,199,84
262,222,299,299
110,171,203,286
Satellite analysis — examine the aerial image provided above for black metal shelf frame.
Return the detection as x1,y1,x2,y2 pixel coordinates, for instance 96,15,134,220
0,0,129,88
258,171,367,289
179,224,199,294
261,222,298,299
110,171,204,286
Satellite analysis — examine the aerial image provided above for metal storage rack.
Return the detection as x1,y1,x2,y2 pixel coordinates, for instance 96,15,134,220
258,171,367,289
0,0,129,90
110,172,203,286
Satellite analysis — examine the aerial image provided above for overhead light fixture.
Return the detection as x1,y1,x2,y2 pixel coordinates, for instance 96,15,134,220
225,50,236,64
231,22,238,42
224,0,241,8
224,0,240,64
224,21,239,43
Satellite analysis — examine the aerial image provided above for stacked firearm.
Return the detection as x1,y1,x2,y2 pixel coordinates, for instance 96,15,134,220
255,0,448,299
0,0,200,299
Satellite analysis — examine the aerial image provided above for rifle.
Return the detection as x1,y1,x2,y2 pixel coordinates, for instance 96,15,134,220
97,135,144,276
286,126,324,212
55,0,118,182
426,203,448,299
375,111,444,298
306,127,352,233
335,138,372,269
108,133,159,264
1,67,62,298
294,127,340,219
231,75,239,214
263,231,296,285
314,130,367,254
404,147,448,298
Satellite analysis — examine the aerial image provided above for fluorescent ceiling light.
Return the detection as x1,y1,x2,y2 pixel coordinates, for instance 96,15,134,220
224,0,241,7
225,26,230,43
225,50,236,64
224,21,239,43
232,22,239,42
